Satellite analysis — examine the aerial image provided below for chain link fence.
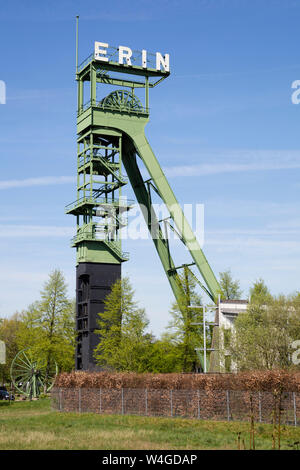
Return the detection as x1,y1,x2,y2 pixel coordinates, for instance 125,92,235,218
51,388,300,426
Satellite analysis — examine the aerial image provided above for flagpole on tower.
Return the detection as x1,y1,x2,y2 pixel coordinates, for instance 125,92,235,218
76,15,79,73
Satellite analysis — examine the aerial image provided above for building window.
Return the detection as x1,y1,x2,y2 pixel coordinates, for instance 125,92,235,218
78,275,89,302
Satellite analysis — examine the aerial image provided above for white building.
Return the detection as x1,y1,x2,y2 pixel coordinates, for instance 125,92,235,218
209,300,248,372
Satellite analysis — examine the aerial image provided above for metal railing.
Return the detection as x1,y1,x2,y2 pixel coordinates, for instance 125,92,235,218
71,224,129,260
77,48,158,74
77,53,94,73
77,99,149,117
51,388,300,426
65,196,135,213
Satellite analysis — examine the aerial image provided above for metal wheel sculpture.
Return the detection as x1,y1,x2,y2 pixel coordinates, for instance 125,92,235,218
10,349,58,398
100,90,144,113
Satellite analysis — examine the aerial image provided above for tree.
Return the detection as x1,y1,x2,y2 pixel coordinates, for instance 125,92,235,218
249,278,272,304
94,277,152,372
219,269,242,300
17,270,76,386
166,268,205,372
0,313,23,384
227,294,300,371
147,335,182,373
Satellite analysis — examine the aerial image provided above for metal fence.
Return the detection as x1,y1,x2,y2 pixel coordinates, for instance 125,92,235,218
51,388,300,426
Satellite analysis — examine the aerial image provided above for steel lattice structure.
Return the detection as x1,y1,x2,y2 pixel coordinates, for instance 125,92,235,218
67,31,221,370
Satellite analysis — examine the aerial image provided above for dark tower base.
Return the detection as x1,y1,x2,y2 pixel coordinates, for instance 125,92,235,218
75,262,121,371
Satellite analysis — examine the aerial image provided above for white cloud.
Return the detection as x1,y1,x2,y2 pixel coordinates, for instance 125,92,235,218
206,228,300,235
0,225,73,237
0,176,75,190
164,149,300,177
206,199,300,218
165,162,300,177
268,218,300,229
1,149,300,191
205,236,300,253
7,88,74,102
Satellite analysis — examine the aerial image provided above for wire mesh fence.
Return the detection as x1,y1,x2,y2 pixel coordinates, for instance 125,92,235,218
51,387,300,426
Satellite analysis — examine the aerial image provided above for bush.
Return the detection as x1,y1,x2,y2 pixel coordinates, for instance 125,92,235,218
55,370,300,392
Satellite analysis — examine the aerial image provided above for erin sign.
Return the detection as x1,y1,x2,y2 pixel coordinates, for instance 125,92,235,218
94,42,170,72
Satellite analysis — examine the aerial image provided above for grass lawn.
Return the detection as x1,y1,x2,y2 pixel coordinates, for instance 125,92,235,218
0,398,299,450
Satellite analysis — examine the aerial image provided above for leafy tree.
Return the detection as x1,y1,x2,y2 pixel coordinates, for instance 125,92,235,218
0,313,23,384
147,335,182,373
219,269,242,300
249,278,272,304
227,294,300,370
17,270,76,386
166,268,205,372
94,277,152,372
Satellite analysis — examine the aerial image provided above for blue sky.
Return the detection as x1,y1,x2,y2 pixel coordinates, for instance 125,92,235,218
1,0,300,336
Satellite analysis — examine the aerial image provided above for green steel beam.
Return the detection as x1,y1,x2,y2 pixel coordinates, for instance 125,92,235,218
131,132,220,303
121,130,220,303
122,136,184,302
96,76,146,88
96,75,168,89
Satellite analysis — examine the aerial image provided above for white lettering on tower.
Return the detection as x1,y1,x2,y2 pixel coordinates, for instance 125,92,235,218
94,42,109,62
118,46,133,65
156,52,170,72
142,49,147,68
93,41,170,72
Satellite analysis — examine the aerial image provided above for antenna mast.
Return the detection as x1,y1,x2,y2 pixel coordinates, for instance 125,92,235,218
76,16,79,73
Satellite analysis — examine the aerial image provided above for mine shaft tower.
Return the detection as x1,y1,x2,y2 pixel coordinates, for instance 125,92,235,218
67,35,221,370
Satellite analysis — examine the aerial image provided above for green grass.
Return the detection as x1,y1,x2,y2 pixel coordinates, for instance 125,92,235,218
0,399,299,450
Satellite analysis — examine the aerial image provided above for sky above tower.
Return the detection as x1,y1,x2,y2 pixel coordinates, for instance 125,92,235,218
1,0,300,336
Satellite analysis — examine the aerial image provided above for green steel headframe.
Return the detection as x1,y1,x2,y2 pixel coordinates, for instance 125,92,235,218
66,37,221,305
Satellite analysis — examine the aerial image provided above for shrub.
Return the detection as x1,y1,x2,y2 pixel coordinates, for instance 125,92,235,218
55,370,300,392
